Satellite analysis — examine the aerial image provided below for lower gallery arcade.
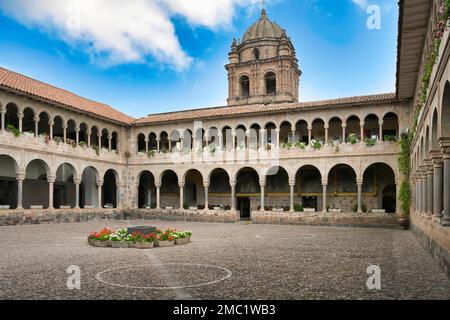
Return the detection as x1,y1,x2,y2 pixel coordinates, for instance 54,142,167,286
137,163,397,218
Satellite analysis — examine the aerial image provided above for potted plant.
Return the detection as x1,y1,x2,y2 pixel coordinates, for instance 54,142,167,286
175,230,192,245
346,133,359,144
311,139,322,150
133,232,156,249
364,137,377,147
156,229,176,247
88,228,112,247
110,228,130,248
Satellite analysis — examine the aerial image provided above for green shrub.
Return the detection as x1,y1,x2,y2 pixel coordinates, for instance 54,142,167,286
399,181,411,217
294,204,304,212
346,133,358,144
364,137,377,147
7,124,21,137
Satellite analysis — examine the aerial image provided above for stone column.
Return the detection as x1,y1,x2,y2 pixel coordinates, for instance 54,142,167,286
0,109,5,131
378,120,384,141
441,142,450,225
145,138,149,154
433,157,443,221
259,129,265,150
169,138,172,152
98,135,101,150
427,163,434,218
108,134,112,152
48,175,55,210
230,181,236,211
204,181,209,210
418,171,423,214
260,181,265,211
74,178,81,209
322,180,328,213
231,130,236,151
291,129,296,144
360,121,364,142
18,112,23,132
289,180,295,212
395,178,400,214
115,181,121,209
155,182,161,209
87,130,91,147
342,123,346,143
179,182,185,209
324,125,329,145
49,121,54,140
97,180,103,209
156,138,160,154
421,167,427,215
276,129,280,148
357,178,363,213
62,124,67,141
307,126,312,145
218,132,224,151
34,116,39,137
16,173,25,210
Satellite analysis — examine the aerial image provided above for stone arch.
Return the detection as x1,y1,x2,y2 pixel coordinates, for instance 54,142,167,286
327,163,358,212
235,124,247,149
138,170,156,208
37,111,50,136
80,166,100,208
345,115,360,141
53,115,64,139
431,107,439,149
54,163,77,209
0,155,19,209
5,102,19,130
311,118,325,143
148,132,157,151
441,80,450,137
160,169,179,209
160,131,169,152
364,114,379,139
425,126,430,155
295,164,323,211
328,116,343,143
102,169,118,208
137,133,146,154
24,159,51,209
382,112,399,140
22,107,35,134
100,128,109,149
183,169,205,208
362,162,397,213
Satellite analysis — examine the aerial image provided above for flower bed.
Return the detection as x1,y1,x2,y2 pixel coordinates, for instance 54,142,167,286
87,227,192,249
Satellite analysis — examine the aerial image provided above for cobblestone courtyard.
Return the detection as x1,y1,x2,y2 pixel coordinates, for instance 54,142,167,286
0,220,449,300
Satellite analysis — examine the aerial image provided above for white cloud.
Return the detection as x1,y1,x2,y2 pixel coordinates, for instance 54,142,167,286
0,0,264,71
351,0,369,9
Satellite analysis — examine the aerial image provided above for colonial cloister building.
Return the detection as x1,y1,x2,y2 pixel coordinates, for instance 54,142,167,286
0,2,449,272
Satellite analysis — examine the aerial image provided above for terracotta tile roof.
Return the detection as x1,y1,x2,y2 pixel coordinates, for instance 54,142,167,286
0,67,135,124
132,93,398,125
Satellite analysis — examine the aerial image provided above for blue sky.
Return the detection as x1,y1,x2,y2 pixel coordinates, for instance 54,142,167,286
0,0,398,118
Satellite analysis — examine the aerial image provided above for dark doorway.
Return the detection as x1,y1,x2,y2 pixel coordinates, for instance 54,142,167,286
238,197,251,219
382,184,396,213
302,196,317,211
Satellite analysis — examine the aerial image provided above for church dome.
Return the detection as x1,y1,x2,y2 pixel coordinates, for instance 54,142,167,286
242,9,285,42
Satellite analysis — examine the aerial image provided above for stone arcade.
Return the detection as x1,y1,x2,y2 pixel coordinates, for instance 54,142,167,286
0,3,449,275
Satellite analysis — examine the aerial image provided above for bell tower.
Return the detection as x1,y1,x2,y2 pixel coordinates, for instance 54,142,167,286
225,9,301,106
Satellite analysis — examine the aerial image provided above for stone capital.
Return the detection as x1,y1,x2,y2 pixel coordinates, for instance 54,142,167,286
229,180,236,188
356,178,364,186
203,181,210,188
155,181,162,188
178,182,185,188
47,175,56,184
73,177,82,185
17,112,24,119
16,173,25,181
289,179,296,187
438,137,450,154
96,180,104,187
33,117,40,122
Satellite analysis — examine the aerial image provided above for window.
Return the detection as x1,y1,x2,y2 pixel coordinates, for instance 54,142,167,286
265,72,276,95
253,48,260,60
240,75,250,98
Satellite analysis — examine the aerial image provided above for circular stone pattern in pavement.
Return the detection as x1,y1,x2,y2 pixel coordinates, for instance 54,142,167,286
95,263,232,290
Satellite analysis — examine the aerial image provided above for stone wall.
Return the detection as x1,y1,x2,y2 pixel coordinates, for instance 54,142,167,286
411,214,450,278
251,210,404,229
